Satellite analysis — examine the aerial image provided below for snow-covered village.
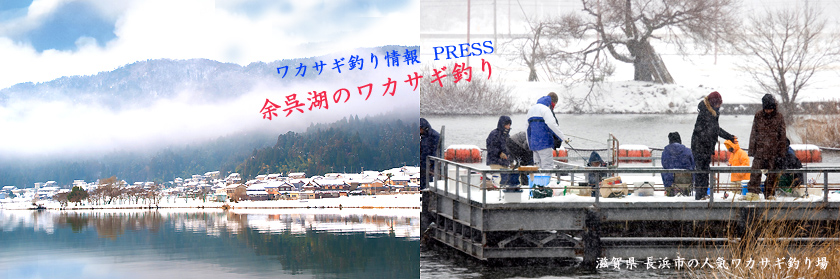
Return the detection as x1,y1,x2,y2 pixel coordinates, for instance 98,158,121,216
0,166,422,210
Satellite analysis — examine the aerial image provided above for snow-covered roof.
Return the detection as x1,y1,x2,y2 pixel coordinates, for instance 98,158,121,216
314,179,347,186
341,174,366,181
247,184,267,191
362,171,381,176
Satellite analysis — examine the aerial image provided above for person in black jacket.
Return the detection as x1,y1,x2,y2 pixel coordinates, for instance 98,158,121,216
691,91,737,200
507,131,533,186
778,138,804,195
486,116,513,189
420,118,440,190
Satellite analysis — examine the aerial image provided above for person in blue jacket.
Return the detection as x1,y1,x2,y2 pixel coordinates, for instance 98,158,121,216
526,93,567,170
420,118,440,190
661,132,695,196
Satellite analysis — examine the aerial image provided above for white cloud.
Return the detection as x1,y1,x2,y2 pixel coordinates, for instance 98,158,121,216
0,0,420,158
0,0,420,89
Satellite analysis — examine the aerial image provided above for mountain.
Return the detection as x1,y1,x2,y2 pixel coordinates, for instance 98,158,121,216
0,45,414,109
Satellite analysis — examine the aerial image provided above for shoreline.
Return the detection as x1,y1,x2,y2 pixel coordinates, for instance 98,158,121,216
0,193,422,211
424,101,840,116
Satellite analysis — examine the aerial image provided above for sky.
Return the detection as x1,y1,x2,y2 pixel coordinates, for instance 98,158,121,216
0,0,419,89
0,0,420,158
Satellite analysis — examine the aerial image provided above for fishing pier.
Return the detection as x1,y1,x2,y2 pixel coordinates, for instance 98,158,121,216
420,156,840,265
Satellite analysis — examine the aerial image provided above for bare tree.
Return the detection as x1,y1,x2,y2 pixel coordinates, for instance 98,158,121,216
99,176,123,205
54,192,69,208
543,0,739,84
509,21,550,82
146,184,163,206
737,3,839,122
419,64,513,115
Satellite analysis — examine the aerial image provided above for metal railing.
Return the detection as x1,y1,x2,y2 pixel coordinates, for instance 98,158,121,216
425,156,840,206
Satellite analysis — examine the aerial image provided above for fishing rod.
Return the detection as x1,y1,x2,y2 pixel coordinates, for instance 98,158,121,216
564,134,603,144
563,140,592,165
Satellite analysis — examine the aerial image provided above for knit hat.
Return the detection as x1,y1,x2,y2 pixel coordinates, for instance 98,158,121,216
762,94,777,110
708,91,722,107
668,132,681,144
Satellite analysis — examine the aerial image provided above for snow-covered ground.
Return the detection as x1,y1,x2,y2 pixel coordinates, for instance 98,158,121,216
0,193,421,211
432,174,836,204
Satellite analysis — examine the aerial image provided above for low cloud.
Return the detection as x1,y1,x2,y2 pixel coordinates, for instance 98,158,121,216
0,65,419,159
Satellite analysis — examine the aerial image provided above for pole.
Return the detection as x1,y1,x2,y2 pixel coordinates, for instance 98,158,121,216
494,0,497,45
467,0,471,68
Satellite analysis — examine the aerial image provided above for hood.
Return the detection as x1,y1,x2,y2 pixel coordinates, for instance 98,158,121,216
762,94,777,110
420,118,431,131
496,115,512,131
537,95,553,108
700,96,718,117
668,132,681,144
588,151,605,165
724,140,740,151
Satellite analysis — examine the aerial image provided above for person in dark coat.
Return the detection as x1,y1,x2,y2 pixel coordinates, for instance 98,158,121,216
661,132,695,196
586,152,607,197
486,116,513,188
507,131,534,166
486,116,512,167
746,94,787,200
420,118,440,190
691,91,737,200
507,131,534,186
777,138,803,194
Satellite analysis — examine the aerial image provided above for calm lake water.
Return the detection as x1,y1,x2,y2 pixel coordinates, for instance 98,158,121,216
0,209,419,279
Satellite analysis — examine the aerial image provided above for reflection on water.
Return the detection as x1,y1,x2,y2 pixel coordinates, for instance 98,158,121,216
0,210,419,279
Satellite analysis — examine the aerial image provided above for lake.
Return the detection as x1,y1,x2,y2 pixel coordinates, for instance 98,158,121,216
0,209,419,279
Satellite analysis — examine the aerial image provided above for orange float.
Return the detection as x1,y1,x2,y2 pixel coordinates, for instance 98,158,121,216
617,145,652,163
444,145,482,163
791,144,822,163
553,147,569,162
